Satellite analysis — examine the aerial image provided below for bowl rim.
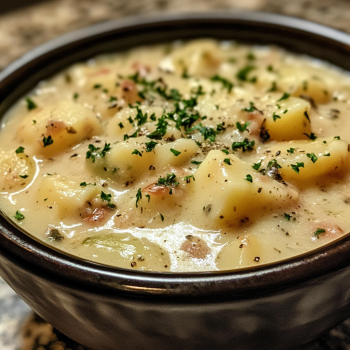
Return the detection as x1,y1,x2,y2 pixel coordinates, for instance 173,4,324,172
1,11,350,300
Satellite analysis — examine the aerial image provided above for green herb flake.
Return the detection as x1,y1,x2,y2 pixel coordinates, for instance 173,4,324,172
43,135,54,147
236,121,250,132
267,159,282,169
19,175,28,179
184,175,195,183
26,98,37,111
267,65,274,72
156,173,179,194
136,188,142,208
245,174,253,183
132,149,142,157
252,160,262,170
243,101,255,113
284,213,292,221
15,146,25,154
33,120,37,124
334,136,341,140
267,81,277,92
145,141,158,152
73,92,79,100
272,112,281,122
287,148,295,154
223,158,232,165
307,153,318,163
324,153,330,156
14,210,25,220
232,138,255,152
304,110,310,122
314,228,326,237
304,132,317,140
160,213,164,222
170,148,181,156
236,65,257,83
118,122,124,129
210,75,234,93
277,92,290,102
93,84,102,89
191,160,202,166
291,162,305,174
221,149,229,155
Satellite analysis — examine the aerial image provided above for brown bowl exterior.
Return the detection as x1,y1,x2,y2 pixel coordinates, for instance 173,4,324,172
2,12,350,350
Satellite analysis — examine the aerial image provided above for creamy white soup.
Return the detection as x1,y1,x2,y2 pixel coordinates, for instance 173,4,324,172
1,39,350,272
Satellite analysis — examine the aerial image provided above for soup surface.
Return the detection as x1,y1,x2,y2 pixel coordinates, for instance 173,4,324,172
1,40,350,272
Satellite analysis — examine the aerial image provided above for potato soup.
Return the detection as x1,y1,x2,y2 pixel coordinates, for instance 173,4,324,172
1,39,350,272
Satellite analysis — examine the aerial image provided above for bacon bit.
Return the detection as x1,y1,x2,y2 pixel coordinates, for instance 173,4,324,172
84,207,107,224
46,120,66,135
313,224,344,238
247,111,264,136
180,236,210,259
132,62,151,77
89,68,111,76
143,183,169,196
121,80,142,104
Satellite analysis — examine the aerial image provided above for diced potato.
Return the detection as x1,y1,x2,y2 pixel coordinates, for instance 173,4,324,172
159,39,223,77
265,97,311,141
80,231,171,271
264,137,349,184
216,234,262,270
89,137,199,184
17,101,102,157
279,66,334,104
0,149,35,192
190,151,299,228
37,174,102,217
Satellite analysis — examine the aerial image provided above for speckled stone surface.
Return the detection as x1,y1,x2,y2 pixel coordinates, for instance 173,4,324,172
2,0,350,349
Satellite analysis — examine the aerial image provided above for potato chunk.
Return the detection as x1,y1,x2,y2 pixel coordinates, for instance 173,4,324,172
190,151,299,228
265,97,311,141
17,101,102,157
0,149,35,192
37,174,102,217
89,137,199,184
264,137,349,184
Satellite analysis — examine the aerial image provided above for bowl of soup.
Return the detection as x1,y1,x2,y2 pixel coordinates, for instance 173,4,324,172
1,11,350,350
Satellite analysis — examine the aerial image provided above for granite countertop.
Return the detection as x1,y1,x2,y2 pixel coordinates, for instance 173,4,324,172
2,0,350,349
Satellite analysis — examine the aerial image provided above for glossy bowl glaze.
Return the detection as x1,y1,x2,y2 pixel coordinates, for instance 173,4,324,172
2,12,350,350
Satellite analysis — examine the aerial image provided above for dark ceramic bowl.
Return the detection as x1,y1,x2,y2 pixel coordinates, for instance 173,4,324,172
1,12,350,350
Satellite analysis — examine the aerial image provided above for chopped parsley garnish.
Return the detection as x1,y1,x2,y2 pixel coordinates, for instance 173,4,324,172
210,75,234,93
147,116,168,140
99,143,111,158
123,130,138,141
33,120,36,124
314,228,326,237
86,144,100,163
118,122,124,129
144,194,150,203
130,105,148,126
156,173,179,194
43,135,54,147
128,116,134,124
109,96,117,102
277,92,290,102
307,153,318,163
73,92,79,100
184,175,195,183
252,160,262,170
236,121,250,132
80,182,96,187
15,146,24,154
145,141,157,152
132,149,142,157
324,153,330,156
267,81,277,92
284,213,291,221
304,111,310,122
291,162,305,173
334,136,341,140
245,174,253,183
101,191,111,202
14,211,25,220
170,148,181,156
243,101,255,113
93,84,102,89
304,132,317,140
272,112,281,122
19,175,28,179
160,213,164,221
135,188,142,208
223,158,232,165
191,160,202,166
186,123,217,142
267,159,282,169
287,148,295,154
26,98,37,110
182,68,190,78
221,149,229,155
236,65,257,83
246,52,255,61
232,138,255,152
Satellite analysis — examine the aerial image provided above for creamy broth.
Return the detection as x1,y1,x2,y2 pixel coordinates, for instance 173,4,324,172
1,39,350,272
